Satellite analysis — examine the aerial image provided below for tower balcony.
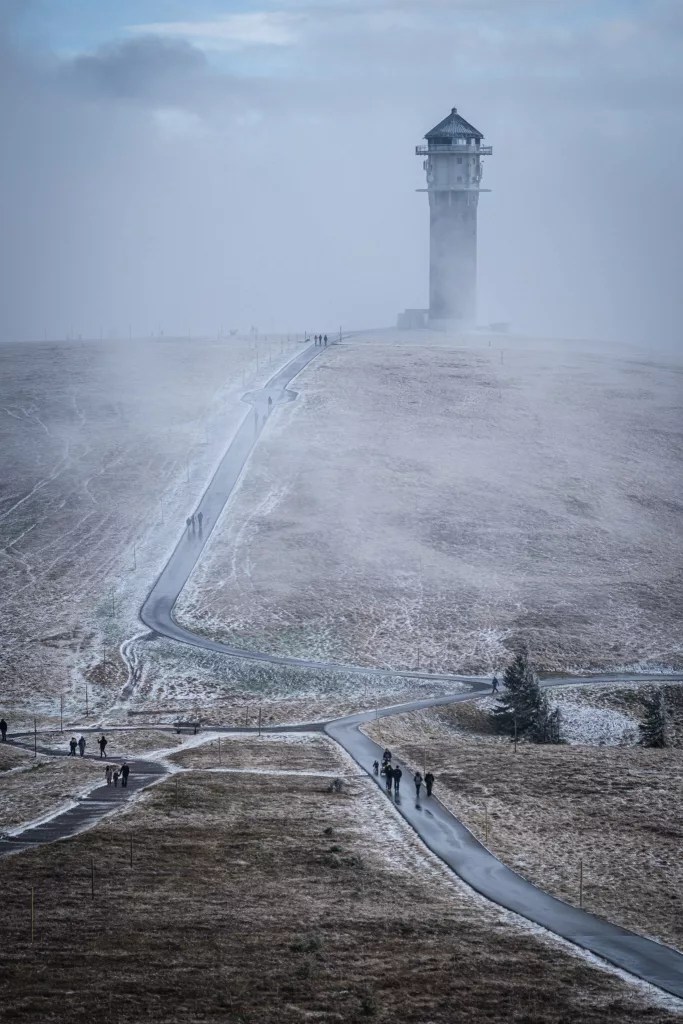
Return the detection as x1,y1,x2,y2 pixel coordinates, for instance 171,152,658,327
415,144,493,156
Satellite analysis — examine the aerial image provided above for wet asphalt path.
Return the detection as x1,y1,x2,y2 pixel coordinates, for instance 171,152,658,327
136,340,485,687
0,743,166,858
326,695,683,1000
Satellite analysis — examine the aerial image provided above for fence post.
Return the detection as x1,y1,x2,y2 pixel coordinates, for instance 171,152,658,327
34,718,37,758
579,858,583,908
218,736,221,765
31,886,35,943
91,857,95,900
60,695,64,733
130,835,133,869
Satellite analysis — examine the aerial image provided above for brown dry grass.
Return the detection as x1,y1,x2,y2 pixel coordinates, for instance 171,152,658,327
0,771,678,1023
0,748,103,832
367,704,683,950
33,729,184,758
168,733,352,774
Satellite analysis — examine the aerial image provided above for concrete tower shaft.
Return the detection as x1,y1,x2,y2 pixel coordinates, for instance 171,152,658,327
416,107,492,326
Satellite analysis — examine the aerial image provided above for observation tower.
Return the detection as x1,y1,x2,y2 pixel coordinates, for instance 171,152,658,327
416,107,492,326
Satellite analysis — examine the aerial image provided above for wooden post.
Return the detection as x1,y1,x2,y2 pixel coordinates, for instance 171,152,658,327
34,717,37,758
258,707,262,738
175,778,179,811
86,681,90,717
485,804,489,844
218,736,221,765
60,695,64,733
31,886,35,943
130,835,133,868
513,715,517,753
423,748,426,777
579,858,583,908
91,857,95,900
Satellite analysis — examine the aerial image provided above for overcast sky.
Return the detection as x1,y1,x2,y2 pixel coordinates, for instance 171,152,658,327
1,0,682,345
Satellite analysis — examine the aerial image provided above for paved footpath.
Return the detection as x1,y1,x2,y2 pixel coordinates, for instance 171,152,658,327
326,693,683,1000
0,742,166,857
3,687,683,999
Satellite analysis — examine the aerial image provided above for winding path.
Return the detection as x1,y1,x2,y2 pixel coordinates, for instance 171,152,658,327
4,337,682,999
326,693,683,1000
137,340,486,687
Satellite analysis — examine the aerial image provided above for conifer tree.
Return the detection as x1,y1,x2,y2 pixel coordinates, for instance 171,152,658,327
490,650,558,743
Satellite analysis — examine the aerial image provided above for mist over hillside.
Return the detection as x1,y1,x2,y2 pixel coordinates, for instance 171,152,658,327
1,2,682,346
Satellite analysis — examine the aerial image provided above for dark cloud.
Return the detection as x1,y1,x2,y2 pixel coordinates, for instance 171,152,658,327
0,3,682,347
63,35,208,103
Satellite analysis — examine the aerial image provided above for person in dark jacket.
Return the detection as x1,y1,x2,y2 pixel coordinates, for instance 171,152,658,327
384,763,394,793
98,735,107,758
425,771,435,797
414,771,423,798
372,760,379,775
393,765,402,794
69,736,77,756
0,718,7,741
491,675,499,694
78,735,86,757
121,762,130,788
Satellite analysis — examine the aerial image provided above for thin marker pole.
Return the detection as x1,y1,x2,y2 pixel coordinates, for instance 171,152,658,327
60,695,64,733
579,858,583,908
130,835,133,869
91,857,95,900
485,803,489,844
86,681,90,717
175,778,179,811
218,736,221,765
34,717,37,758
31,887,35,943
258,707,262,738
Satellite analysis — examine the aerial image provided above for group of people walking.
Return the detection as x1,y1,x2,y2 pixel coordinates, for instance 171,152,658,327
68,734,88,756
104,762,130,788
373,748,435,801
67,733,131,787
313,334,328,347
186,511,203,533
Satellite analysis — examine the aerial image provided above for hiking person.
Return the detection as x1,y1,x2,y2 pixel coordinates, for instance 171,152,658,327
393,765,402,795
324,334,328,347
0,718,7,742
190,513,195,529
78,735,86,757
414,771,423,798
98,735,107,758
267,396,273,415
372,760,379,775
384,764,394,793
121,762,130,788
69,736,77,756
186,516,191,531
382,748,392,765
197,511,203,530
491,675,499,694
425,771,435,797
113,769,120,787
105,765,113,786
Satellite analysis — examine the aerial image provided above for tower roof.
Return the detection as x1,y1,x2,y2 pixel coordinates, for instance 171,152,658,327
425,107,483,141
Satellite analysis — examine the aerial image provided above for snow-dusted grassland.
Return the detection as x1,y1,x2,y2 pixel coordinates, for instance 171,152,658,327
0,334,306,722
176,330,683,674
366,681,683,950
